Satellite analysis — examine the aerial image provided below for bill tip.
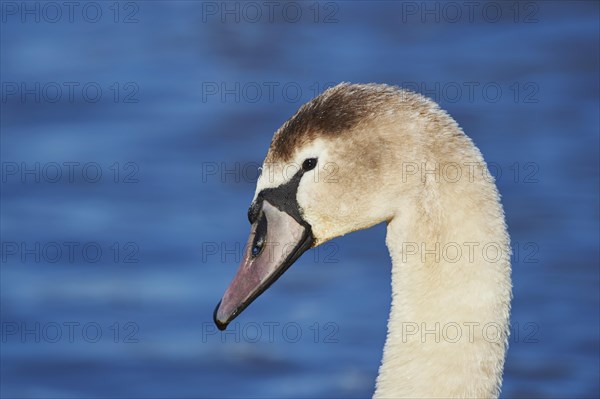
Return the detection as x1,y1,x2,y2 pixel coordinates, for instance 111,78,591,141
213,301,229,331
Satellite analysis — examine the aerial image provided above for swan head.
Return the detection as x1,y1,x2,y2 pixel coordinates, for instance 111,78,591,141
214,83,416,329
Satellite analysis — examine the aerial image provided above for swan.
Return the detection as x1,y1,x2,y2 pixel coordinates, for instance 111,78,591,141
213,83,511,398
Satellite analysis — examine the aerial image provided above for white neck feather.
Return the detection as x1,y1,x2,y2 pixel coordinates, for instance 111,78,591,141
374,154,511,398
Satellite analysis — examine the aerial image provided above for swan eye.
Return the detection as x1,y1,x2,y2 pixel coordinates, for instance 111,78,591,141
302,158,317,171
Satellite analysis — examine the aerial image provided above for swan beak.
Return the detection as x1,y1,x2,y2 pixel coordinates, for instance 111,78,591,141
213,200,313,330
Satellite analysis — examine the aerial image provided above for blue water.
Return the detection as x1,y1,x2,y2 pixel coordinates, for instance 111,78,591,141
1,1,598,398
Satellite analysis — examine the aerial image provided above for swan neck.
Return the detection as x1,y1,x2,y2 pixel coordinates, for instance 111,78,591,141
374,175,511,398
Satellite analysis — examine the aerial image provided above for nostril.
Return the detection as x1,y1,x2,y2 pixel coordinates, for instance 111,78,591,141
252,238,263,257
251,212,268,258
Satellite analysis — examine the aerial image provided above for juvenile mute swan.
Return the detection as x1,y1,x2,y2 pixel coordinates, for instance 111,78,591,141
214,83,511,398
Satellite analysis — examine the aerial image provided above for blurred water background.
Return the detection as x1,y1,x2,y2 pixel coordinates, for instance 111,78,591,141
1,1,599,398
